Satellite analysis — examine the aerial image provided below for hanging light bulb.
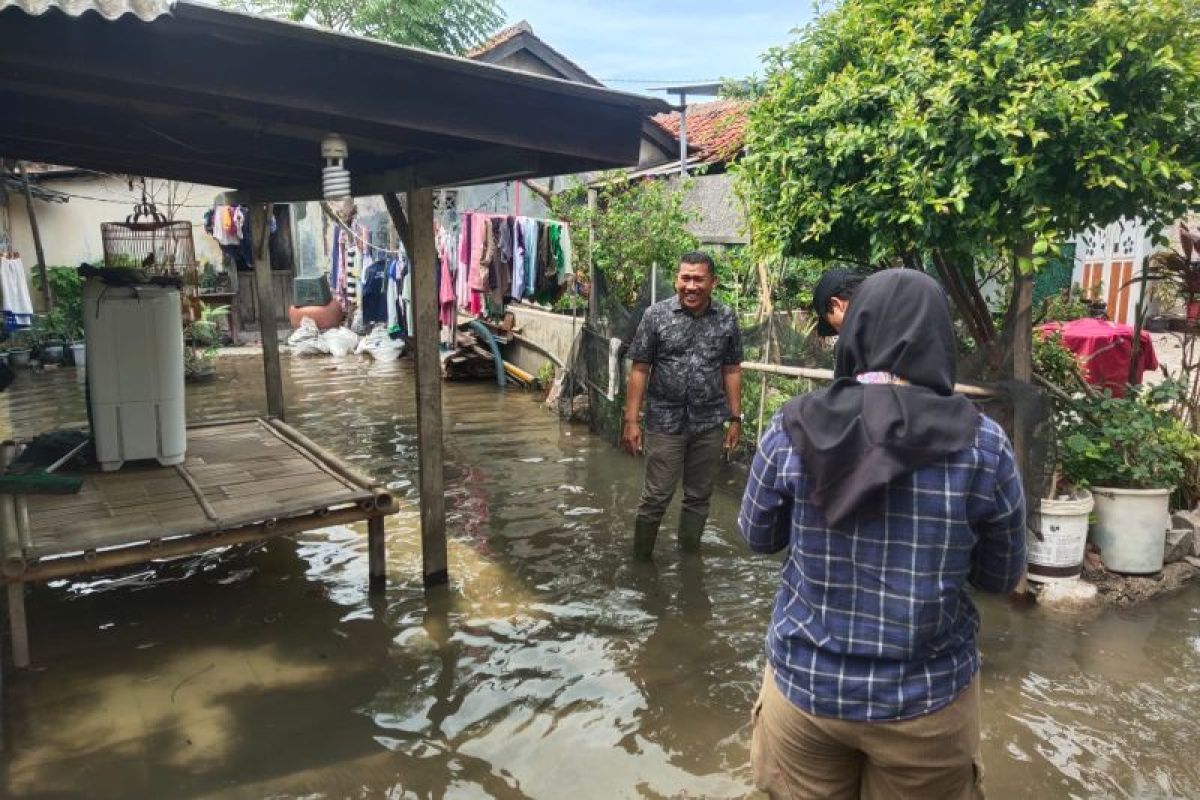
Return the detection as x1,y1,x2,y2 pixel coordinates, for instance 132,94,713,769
321,134,351,200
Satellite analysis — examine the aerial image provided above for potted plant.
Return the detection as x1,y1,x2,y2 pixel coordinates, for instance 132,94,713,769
1147,224,1200,323
183,303,229,383
6,329,34,368
1029,332,1097,582
1056,380,1200,573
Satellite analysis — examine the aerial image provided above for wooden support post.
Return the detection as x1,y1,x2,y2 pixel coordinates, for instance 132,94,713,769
368,515,386,591
1012,265,1035,480
7,583,28,669
251,203,286,420
585,188,600,433
18,162,51,311
387,190,447,588
1011,254,1035,598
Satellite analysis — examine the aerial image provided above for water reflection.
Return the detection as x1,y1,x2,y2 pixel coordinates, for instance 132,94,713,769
0,356,1198,799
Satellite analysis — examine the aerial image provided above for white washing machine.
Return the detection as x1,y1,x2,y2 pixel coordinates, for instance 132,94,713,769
82,278,186,471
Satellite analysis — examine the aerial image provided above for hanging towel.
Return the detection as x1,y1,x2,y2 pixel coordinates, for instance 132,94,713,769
1,258,34,331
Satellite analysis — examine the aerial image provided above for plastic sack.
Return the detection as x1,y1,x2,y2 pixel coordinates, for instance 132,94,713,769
355,323,403,360
320,326,360,357
288,316,320,346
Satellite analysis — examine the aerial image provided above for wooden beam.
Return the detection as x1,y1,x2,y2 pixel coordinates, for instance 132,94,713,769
389,189,447,588
251,203,286,420
17,162,50,311
228,148,542,205
368,515,386,591
7,583,28,669
381,194,413,255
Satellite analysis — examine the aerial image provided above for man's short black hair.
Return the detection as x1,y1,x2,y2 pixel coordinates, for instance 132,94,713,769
678,250,716,276
813,269,867,337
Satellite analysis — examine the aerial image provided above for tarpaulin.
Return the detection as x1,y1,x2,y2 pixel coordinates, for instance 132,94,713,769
1038,318,1158,397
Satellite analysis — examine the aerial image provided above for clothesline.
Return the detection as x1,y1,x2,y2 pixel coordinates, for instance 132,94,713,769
318,202,406,257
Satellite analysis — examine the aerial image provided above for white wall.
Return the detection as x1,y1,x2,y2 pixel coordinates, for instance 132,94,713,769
6,176,228,271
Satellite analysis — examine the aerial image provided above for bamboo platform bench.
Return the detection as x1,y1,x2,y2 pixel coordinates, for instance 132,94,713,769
0,417,394,668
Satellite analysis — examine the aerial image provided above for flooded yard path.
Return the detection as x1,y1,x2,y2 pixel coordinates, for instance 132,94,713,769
1,355,1198,798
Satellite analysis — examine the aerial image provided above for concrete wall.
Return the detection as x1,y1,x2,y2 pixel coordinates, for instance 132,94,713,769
6,176,228,271
504,303,583,375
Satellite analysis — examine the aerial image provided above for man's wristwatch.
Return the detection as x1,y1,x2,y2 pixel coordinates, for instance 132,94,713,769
728,414,743,424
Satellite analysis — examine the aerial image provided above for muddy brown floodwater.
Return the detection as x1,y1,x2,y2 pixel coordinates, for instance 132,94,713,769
1,355,1198,799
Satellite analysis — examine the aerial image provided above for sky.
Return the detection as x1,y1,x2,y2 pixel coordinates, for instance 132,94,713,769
496,0,817,96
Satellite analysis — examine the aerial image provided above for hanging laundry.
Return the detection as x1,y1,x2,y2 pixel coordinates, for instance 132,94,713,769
360,259,389,325
1,257,34,331
521,216,538,298
511,218,526,300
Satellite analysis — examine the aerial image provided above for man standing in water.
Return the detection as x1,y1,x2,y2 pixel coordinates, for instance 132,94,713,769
623,251,744,559
739,270,1025,798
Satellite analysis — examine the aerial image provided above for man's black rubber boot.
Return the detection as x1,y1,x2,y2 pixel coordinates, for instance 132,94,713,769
678,510,707,553
633,516,661,560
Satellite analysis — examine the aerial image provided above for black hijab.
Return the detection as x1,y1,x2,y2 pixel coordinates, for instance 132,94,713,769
781,269,980,525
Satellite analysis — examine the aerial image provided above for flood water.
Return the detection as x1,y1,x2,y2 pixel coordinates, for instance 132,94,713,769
1,355,1198,799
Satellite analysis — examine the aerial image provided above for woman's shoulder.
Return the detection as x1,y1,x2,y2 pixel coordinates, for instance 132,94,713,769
971,414,1011,457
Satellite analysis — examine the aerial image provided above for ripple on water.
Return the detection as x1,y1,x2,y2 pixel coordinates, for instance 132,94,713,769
1,356,1199,798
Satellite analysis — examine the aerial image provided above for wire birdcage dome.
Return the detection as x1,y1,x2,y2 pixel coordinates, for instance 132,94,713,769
101,196,196,276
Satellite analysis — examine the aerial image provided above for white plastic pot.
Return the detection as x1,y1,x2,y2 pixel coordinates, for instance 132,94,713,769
69,342,85,367
1089,487,1171,574
1027,489,1093,583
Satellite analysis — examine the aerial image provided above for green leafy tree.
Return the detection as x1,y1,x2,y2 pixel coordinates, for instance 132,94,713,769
737,0,1200,349
227,0,504,54
551,176,700,308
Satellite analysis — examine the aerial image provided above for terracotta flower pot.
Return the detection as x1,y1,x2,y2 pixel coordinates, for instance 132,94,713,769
288,300,344,331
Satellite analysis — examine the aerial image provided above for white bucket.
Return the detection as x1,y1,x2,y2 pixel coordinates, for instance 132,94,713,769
1089,487,1170,574
1027,489,1094,583
69,342,86,368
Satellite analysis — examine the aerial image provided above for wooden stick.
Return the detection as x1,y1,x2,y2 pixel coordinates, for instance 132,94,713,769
19,162,51,312
186,417,264,431
7,506,388,584
739,361,997,398
174,465,220,523
264,419,380,491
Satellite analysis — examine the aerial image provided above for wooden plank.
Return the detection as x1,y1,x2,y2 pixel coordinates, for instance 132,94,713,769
252,203,286,420
9,507,384,584
393,189,447,588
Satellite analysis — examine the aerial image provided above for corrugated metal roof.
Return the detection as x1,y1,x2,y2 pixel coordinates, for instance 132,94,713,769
0,0,666,198
0,0,169,21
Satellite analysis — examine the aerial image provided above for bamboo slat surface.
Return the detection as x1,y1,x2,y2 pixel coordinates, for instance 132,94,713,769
22,419,377,561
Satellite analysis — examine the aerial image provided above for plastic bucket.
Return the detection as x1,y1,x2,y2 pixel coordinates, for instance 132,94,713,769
1089,487,1170,574
69,343,86,367
1027,489,1094,582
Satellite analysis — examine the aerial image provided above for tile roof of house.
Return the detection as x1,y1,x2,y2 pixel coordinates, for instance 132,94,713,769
652,99,749,165
465,20,532,58
467,20,599,86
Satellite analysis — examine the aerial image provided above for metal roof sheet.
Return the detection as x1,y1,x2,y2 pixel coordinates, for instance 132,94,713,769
0,0,168,21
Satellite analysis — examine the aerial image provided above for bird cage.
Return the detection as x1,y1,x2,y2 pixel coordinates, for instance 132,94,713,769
101,198,197,278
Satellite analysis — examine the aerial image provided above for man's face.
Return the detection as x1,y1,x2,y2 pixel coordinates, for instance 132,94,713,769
676,261,716,313
826,296,850,333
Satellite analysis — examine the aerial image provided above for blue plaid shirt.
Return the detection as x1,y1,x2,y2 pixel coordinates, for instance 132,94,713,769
739,413,1026,721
